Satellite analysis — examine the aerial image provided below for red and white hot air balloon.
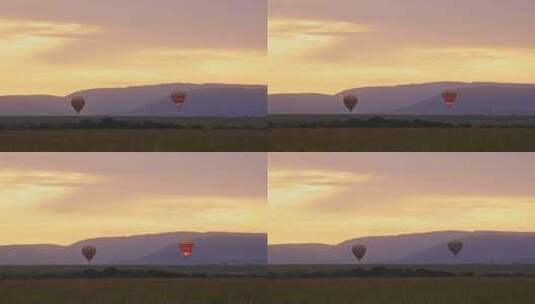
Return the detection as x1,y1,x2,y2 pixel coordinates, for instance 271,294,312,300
178,241,194,258
171,90,187,110
442,91,458,108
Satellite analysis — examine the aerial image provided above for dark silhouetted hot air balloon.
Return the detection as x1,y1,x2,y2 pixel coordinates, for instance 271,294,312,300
82,245,96,264
178,241,194,257
352,244,367,262
448,240,463,258
71,96,86,115
442,91,458,108
171,90,187,110
343,95,358,113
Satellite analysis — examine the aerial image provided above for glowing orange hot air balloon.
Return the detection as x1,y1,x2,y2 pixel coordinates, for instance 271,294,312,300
448,240,463,258
178,241,194,257
352,244,367,262
442,91,458,108
82,245,96,264
71,96,86,115
343,95,359,113
171,90,187,110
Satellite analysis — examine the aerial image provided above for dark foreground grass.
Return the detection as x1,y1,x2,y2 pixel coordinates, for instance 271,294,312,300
3,128,535,152
1,277,534,304
267,128,535,151
0,129,266,152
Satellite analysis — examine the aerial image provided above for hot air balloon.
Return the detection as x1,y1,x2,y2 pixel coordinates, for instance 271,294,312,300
178,241,194,257
82,245,96,264
448,240,463,258
442,90,458,108
171,90,187,110
343,95,359,113
71,96,86,115
352,244,367,262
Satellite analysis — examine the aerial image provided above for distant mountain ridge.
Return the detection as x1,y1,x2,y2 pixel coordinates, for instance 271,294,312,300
269,231,535,264
269,82,535,115
0,231,267,265
0,83,266,116
3,231,533,265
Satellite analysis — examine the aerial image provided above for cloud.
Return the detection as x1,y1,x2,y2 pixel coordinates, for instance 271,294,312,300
268,153,535,244
0,169,107,187
0,169,108,223
0,0,267,95
0,153,266,245
269,167,375,211
0,0,266,50
0,18,100,38
268,0,535,93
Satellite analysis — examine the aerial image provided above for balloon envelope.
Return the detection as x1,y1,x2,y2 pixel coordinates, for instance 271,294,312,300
442,91,458,108
171,90,187,109
352,244,367,262
178,242,194,257
343,95,358,112
71,96,86,114
82,245,96,263
448,240,463,257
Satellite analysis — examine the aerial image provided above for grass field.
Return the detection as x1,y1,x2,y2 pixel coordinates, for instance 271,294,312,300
267,128,535,151
268,114,535,126
0,129,266,152
267,264,535,276
2,127,535,152
0,116,267,151
0,265,267,277
2,265,535,303
1,277,534,304
266,114,535,151
2,115,535,151
0,116,267,129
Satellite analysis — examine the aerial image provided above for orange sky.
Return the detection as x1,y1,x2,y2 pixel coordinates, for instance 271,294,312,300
269,0,535,94
0,0,266,96
269,153,535,244
0,153,266,245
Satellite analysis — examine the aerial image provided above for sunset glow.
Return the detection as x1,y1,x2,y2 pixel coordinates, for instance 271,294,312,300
0,0,266,96
0,153,266,245
269,153,535,244
269,0,535,94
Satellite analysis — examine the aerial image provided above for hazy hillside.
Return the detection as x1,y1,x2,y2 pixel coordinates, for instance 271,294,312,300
404,232,535,264
0,232,267,265
269,231,535,264
125,87,267,117
269,94,340,114
132,234,267,265
398,85,535,115
269,82,535,115
0,95,69,116
0,83,266,116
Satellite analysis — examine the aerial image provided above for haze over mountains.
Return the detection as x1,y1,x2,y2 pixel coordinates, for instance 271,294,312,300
2,231,534,265
0,83,266,117
3,82,534,117
0,232,267,265
269,231,535,264
269,82,535,115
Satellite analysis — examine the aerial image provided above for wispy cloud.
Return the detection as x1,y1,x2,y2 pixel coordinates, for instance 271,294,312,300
0,18,100,38
0,0,266,95
0,153,265,246
268,0,535,93
268,153,535,244
269,167,375,209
